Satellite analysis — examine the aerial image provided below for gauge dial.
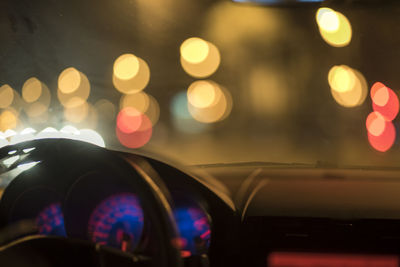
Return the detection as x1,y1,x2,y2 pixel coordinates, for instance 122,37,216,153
88,193,144,252
174,205,211,256
36,202,66,237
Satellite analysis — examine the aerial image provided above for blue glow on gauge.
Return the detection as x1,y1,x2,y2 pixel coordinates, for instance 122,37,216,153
88,193,144,252
173,206,211,256
36,202,67,237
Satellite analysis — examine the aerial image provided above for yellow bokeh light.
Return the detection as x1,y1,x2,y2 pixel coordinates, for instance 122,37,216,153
328,65,368,108
58,67,82,94
113,57,150,94
22,77,43,103
120,92,150,113
316,8,352,47
58,69,90,108
316,8,340,32
64,101,89,123
0,85,14,109
145,94,160,126
180,38,210,64
188,82,232,123
113,54,140,80
23,78,51,118
180,41,221,78
0,109,17,131
328,65,355,93
187,80,219,109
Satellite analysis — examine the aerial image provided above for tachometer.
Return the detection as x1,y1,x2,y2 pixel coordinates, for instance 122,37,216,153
174,203,211,256
88,193,144,252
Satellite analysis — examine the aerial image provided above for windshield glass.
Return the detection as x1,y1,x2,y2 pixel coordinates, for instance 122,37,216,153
0,0,399,166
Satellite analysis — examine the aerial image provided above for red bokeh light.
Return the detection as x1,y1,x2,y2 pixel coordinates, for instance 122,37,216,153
116,108,152,148
367,120,396,152
371,83,399,121
371,82,389,106
366,111,386,136
116,107,143,134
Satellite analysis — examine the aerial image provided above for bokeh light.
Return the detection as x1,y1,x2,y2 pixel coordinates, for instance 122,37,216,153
370,82,399,121
77,129,105,147
57,68,91,108
22,78,42,103
367,119,396,152
144,95,160,126
187,81,232,123
116,108,152,148
120,92,150,114
10,128,36,145
187,80,219,109
36,127,61,139
113,54,140,80
64,101,89,123
316,8,352,47
366,111,386,136
113,56,150,94
60,125,80,136
328,65,367,107
117,108,143,134
316,8,340,32
58,67,82,94
0,109,18,132
371,82,389,106
180,38,221,78
23,78,51,118
171,92,209,134
0,84,14,109
180,38,210,64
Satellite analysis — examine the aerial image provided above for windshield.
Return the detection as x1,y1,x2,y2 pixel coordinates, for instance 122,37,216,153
0,0,399,167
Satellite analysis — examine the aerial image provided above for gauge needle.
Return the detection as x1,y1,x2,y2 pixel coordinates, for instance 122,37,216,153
121,232,132,252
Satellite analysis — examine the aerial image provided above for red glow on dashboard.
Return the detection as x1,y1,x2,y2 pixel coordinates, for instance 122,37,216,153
371,83,399,121
268,252,399,267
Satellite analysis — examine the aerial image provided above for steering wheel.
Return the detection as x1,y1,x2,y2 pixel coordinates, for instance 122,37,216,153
0,139,183,267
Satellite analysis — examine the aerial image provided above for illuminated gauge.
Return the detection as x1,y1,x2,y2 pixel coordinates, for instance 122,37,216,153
88,193,144,252
36,202,67,237
173,204,211,257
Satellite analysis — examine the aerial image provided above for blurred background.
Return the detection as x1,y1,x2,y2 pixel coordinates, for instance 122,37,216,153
0,0,399,166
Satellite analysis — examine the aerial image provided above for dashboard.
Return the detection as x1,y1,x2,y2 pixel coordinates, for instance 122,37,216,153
0,139,238,267
1,139,400,267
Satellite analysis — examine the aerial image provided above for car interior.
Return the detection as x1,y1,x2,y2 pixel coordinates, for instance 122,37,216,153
1,0,400,266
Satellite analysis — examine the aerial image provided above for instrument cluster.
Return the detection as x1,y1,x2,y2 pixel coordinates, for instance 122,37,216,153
0,140,229,263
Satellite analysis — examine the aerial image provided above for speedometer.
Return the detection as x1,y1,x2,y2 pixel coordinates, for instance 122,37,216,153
36,202,66,237
87,193,144,252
